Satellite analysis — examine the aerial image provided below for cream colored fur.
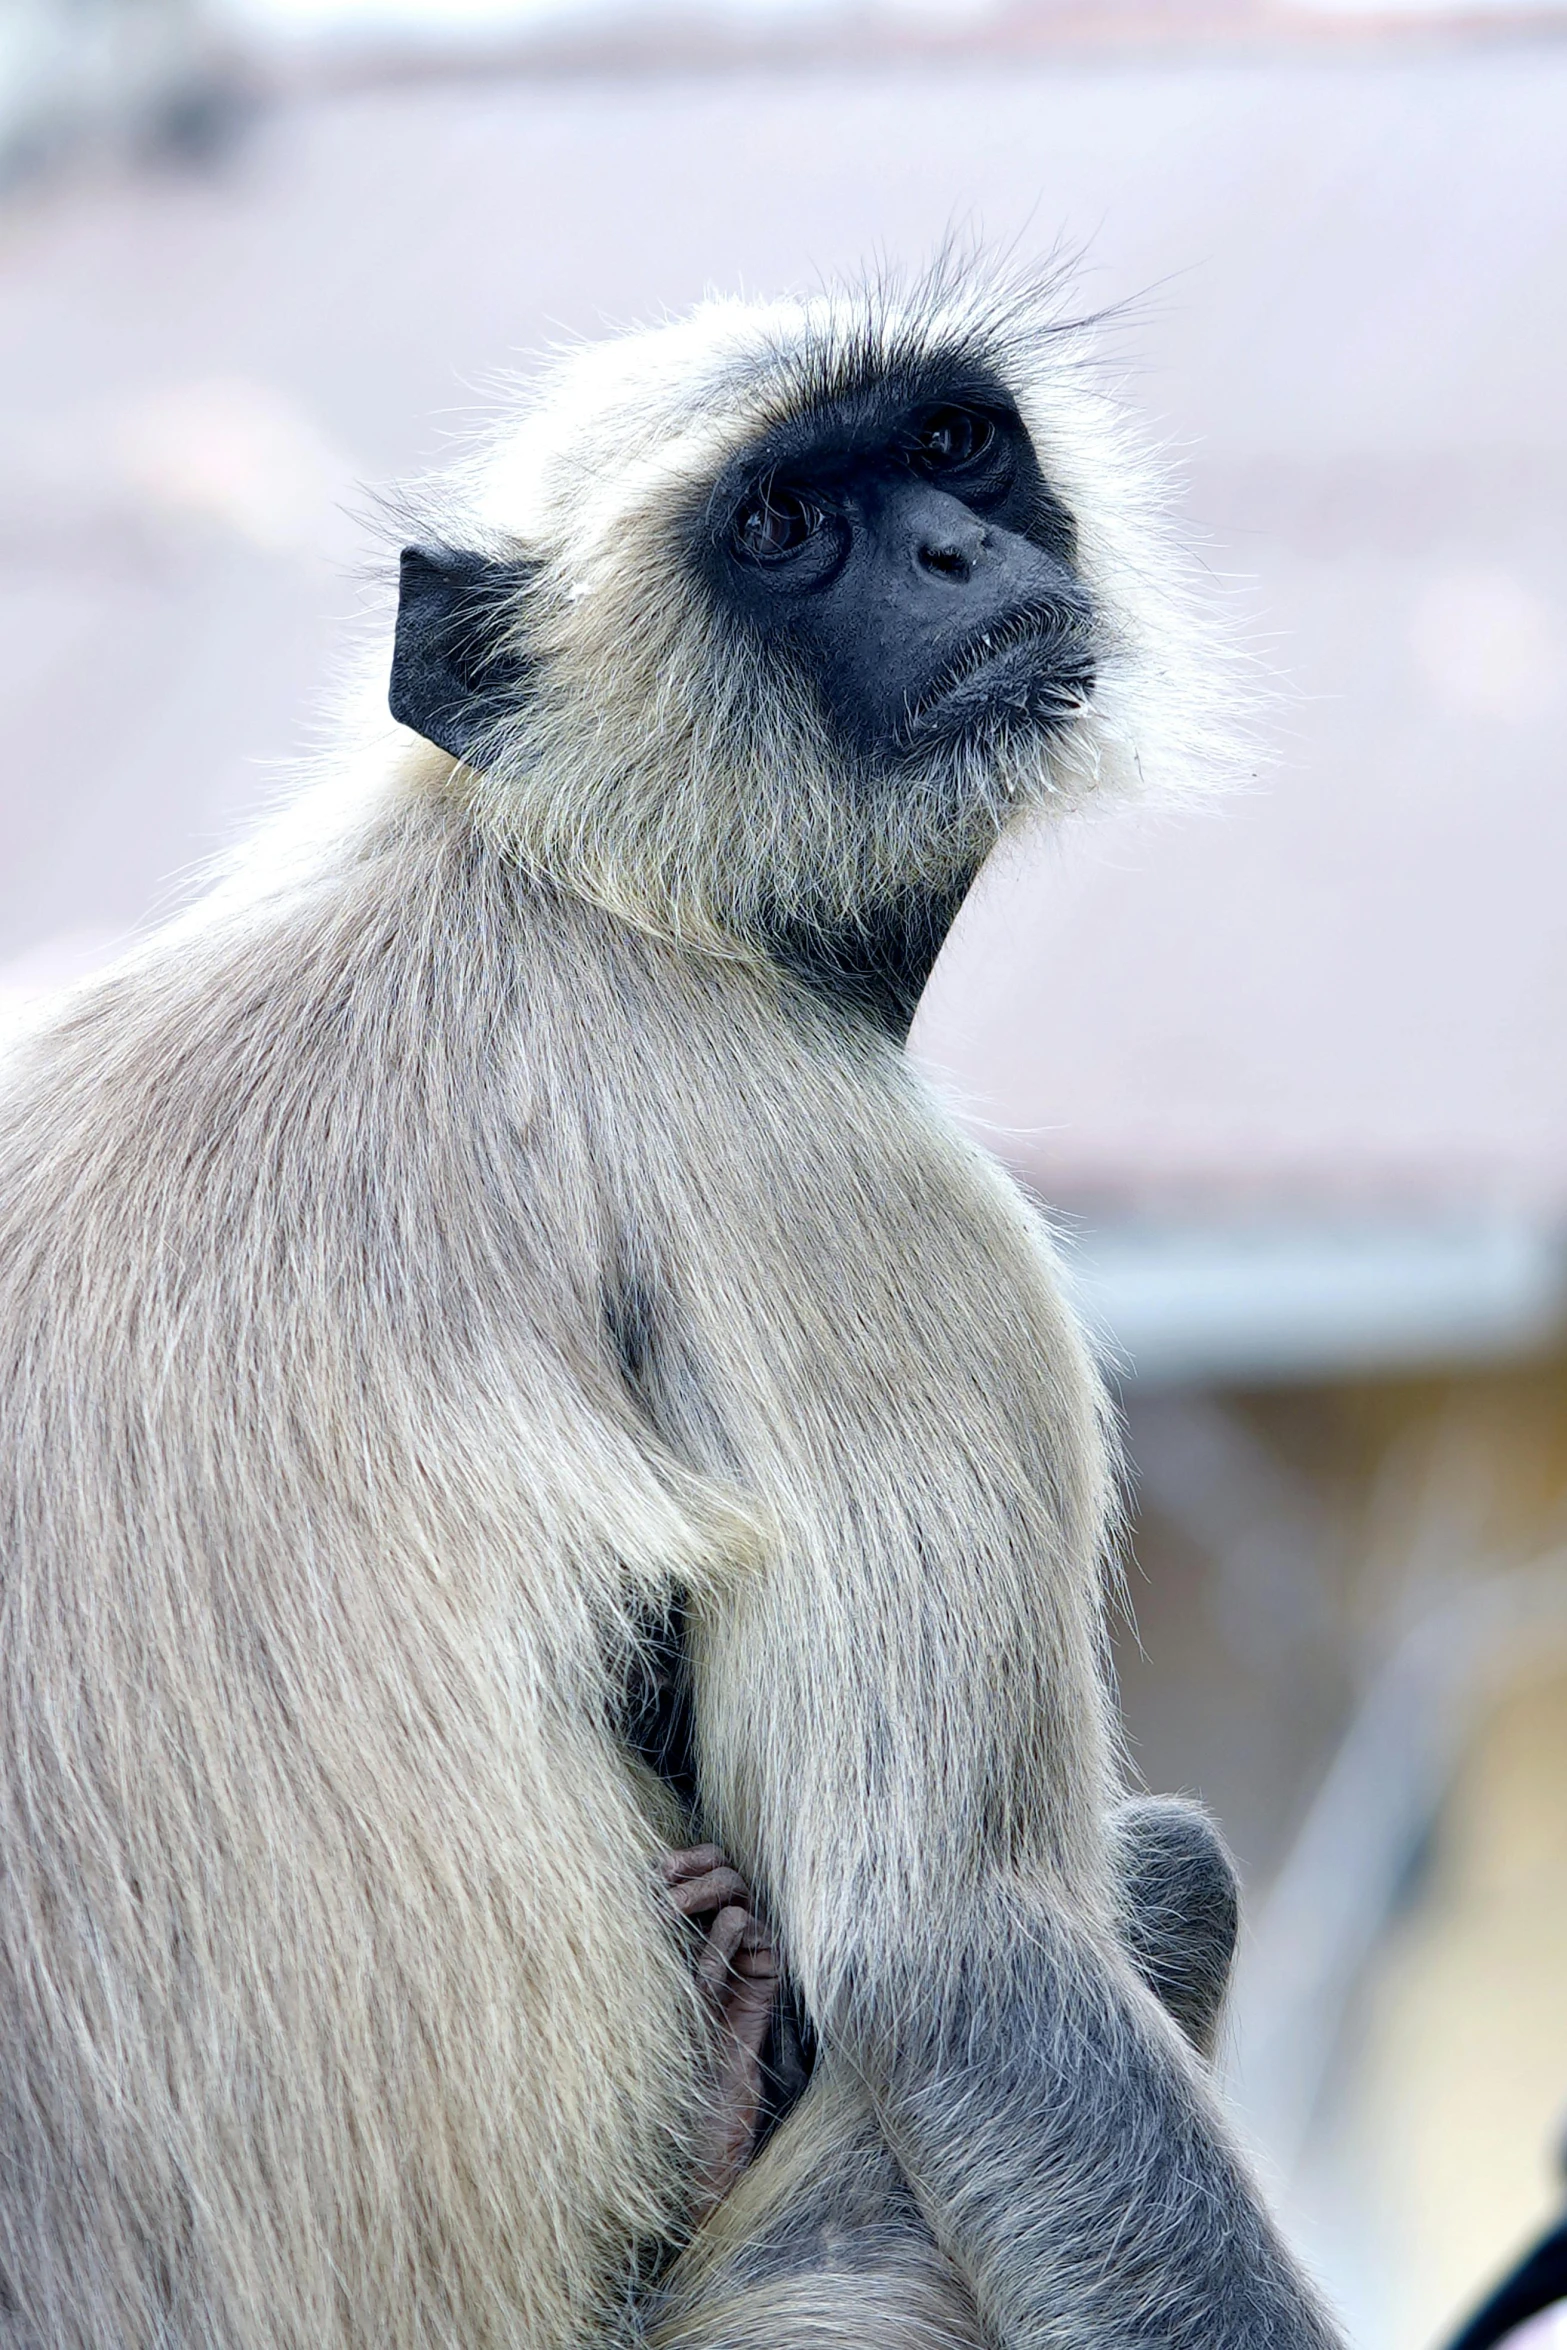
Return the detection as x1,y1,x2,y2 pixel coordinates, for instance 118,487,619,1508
0,264,1329,2350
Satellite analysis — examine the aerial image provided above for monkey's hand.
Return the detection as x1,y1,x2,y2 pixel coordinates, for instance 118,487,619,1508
661,1845,781,2225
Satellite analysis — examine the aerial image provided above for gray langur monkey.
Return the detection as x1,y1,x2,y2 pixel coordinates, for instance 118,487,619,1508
0,263,1339,2350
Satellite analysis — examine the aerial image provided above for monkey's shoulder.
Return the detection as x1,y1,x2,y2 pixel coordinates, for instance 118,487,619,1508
537,914,1095,1457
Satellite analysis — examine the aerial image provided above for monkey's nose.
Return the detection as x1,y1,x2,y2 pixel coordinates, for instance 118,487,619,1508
897,483,991,584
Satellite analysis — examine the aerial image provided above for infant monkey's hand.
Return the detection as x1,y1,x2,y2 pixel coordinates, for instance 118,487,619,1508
661,1844,782,2223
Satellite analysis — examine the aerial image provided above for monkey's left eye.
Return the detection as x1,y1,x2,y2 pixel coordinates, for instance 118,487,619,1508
907,406,997,470
731,483,825,563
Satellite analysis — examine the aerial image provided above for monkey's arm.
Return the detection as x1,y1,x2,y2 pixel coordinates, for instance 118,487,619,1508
761,1771,1330,2350
691,1589,1336,2347
603,960,1337,2345
668,1795,1236,2237
680,1762,1327,2348
680,1329,1336,2343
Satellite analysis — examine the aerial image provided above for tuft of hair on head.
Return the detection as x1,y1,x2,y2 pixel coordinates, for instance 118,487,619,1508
384,253,1252,965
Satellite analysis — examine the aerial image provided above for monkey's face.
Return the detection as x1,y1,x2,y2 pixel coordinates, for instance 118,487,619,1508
704,375,1095,773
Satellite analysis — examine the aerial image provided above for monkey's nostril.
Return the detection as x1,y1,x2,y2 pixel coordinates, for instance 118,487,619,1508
919,542,972,581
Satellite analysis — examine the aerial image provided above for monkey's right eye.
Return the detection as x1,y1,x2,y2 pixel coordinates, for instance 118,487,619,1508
731,484,825,563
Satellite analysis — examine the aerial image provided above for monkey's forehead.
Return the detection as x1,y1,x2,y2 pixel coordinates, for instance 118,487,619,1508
469,278,1091,558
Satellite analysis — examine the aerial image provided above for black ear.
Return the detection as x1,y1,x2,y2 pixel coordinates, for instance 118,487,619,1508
388,544,541,765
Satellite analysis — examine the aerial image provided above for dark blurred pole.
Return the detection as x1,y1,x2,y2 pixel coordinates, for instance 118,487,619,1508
1444,2218,1567,2350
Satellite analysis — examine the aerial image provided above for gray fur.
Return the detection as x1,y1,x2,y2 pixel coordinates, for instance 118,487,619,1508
0,264,1334,2348
1115,1795,1241,2063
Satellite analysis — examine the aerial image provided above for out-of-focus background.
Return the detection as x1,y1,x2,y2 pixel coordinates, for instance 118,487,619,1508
1,0,1564,2338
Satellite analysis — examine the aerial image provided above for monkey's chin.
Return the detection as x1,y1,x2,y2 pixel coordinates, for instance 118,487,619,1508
898,637,1094,761
875,690,1092,884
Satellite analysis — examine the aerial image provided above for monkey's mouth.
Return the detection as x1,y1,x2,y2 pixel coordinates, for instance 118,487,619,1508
899,609,1095,749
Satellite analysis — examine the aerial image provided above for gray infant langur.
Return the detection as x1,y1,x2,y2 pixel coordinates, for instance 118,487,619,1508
0,264,1340,2350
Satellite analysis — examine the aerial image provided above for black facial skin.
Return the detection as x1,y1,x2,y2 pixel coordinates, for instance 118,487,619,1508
705,371,1094,772
703,365,1095,1033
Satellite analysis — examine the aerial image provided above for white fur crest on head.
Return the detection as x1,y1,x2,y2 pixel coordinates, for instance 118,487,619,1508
396,254,1236,956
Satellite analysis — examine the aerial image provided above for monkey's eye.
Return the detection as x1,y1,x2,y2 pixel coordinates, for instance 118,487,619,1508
907,405,997,470
731,482,825,563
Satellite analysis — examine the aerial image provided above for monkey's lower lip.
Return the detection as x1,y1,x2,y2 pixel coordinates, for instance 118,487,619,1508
900,623,1093,746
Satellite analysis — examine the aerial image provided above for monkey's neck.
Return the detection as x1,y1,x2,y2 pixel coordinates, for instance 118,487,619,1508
762,881,973,1041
